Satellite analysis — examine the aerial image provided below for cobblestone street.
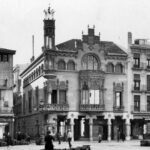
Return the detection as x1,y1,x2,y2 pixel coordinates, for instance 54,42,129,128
0,140,149,150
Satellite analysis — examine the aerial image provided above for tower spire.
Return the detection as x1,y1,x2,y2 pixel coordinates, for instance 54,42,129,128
43,4,55,50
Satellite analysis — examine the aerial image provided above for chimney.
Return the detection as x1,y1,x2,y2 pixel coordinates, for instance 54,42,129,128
128,32,132,45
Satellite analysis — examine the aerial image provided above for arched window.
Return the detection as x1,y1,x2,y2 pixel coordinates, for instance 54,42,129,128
67,61,75,70
58,60,66,70
107,63,114,73
82,54,99,70
115,64,123,73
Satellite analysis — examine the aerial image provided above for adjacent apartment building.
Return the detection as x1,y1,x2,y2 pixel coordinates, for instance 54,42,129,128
13,6,150,141
0,48,15,138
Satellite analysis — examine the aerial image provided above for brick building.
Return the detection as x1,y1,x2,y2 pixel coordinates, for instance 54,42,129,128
0,48,15,138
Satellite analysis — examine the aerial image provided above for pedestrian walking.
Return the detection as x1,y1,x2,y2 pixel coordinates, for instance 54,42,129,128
98,133,102,143
67,129,72,148
57,131,61,144
6,132,12,147
45,131,54,150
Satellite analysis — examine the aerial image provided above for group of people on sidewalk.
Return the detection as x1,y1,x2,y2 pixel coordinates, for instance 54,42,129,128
44,129,72,150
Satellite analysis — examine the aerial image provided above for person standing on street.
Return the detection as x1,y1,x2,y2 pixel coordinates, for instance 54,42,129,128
67,129,72,149
45,131,54,150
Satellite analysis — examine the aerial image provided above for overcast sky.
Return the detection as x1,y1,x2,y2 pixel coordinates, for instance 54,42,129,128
0,0,150,65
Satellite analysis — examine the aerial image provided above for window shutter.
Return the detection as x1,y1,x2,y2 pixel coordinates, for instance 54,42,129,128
147,75,150,91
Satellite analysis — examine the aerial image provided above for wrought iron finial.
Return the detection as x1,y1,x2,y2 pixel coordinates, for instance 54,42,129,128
44,4,55,20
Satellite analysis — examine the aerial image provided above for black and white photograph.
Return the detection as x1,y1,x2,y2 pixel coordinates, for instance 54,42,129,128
0,0,150,149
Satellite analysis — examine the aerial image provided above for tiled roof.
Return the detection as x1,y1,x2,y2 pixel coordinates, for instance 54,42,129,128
56,39,82,50
56,39,127,55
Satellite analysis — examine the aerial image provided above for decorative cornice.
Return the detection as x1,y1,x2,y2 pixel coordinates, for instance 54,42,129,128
44,49,78,58
105,55,127,60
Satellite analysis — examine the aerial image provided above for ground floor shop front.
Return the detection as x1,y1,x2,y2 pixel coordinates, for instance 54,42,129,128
15,112,135,141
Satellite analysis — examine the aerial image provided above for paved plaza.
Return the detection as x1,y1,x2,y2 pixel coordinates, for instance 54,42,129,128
0,140,149,150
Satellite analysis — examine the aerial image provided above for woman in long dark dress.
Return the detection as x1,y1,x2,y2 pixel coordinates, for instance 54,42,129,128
45,131,54,150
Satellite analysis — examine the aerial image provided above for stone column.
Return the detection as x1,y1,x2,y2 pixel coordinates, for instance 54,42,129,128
41,114,45,144
107,119,112,141
9,118,14,138
89,117,93,141
125,119,131,140
70,118,74,141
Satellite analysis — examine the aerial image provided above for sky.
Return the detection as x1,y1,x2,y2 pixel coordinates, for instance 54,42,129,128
0,0,150,65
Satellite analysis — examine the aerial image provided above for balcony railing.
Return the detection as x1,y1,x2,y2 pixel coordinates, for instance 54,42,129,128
0,108,13,114
132,62,145,70
39,103,69,112
113,105,124,112
43,69,56,79
131,105,150,113
131,84,150,93
79,104,105,112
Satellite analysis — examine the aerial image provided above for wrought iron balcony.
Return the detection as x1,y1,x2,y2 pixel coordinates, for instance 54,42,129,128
79,104,105,112
132,62,145,71
131,105,150,113
39,103,69,112
113,105,124,112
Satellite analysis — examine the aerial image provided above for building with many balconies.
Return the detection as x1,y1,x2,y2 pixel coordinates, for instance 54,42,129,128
0,48,15,139
127,33,150,139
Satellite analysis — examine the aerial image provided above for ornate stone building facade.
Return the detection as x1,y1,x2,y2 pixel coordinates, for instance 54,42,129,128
14,6,150,141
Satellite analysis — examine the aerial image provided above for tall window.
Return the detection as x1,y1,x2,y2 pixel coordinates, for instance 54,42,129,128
51,90,57,104
82,82,89,104
147,59,150,68
81,81,101,105
58,60,66,70
134,95,140,112
134,74,140,91
49,57,54,69
107,63,114,73
147,96,150,112
59,90,66,104
67,61,75,70
35,86,39,109
115,92,122,108
147,75,150,91
133,53,140,68
82,54,99,70
115,64,123,73
28,90,32,113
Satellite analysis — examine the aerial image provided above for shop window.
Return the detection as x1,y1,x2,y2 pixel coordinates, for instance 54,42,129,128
67,61,75,70
134,95,140,112
58,60,66,70
107,63,114,73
